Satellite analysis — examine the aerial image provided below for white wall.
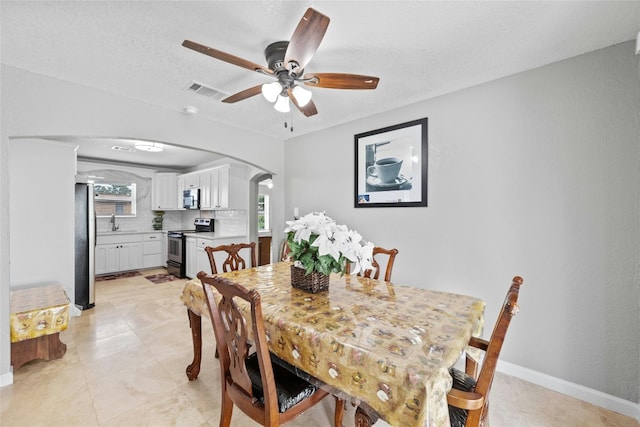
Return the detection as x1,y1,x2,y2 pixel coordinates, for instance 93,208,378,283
285,41,640,406
9,140,77,294
0,65,285,383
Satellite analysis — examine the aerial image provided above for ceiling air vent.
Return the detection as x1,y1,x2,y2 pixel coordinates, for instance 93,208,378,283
184,80,228,101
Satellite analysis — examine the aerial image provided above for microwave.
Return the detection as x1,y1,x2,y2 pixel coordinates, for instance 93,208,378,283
183,189,200,209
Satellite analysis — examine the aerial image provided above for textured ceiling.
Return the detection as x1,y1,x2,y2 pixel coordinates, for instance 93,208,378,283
2,1,638,167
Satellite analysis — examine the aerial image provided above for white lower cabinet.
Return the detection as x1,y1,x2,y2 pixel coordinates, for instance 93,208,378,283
96,242,142,275
185,237,197,279
96,232,164,275
143,233,164,269
196,238,212,276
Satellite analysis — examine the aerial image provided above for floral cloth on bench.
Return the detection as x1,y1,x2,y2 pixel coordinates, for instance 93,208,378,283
10,285,70,343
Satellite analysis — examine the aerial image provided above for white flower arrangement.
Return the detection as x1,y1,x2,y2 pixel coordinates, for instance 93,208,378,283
284,212,375,276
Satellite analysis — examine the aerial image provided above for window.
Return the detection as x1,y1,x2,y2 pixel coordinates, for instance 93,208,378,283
94,183,137,217
258,194,270,231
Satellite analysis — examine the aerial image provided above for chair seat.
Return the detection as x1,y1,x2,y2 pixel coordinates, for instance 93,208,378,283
448,367,478,427
246,352,320,413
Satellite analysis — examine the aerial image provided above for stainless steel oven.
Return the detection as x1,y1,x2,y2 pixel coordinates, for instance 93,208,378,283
166,218,214,278
166,232,184,278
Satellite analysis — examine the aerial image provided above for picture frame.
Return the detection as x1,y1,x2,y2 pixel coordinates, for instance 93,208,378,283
354,117,428,208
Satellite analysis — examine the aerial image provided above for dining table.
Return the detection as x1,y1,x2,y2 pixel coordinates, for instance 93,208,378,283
180,262,485,427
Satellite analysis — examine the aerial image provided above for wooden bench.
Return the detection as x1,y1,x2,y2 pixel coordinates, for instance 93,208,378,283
10,284,70,370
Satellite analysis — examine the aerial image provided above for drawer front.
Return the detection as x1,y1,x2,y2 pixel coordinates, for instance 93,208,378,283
143,240,162,255
143,233,163,242
197,238,210,250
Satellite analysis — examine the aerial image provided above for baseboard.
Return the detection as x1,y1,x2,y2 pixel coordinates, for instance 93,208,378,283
498,360,640,421
0,369,13,388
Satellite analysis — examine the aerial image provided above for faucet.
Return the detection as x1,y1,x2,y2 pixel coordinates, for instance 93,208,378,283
110,214,119,231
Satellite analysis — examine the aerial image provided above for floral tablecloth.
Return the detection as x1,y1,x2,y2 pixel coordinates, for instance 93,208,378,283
181,262,484,427
10,285,70,343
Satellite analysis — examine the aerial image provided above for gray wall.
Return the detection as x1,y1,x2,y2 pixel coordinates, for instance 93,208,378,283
284,41,640,403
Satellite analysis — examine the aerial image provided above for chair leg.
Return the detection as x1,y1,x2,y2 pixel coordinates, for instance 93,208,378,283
220,391,234,427
334,397,345,427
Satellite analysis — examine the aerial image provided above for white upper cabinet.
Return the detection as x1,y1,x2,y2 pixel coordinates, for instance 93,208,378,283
163,164,248,212
194,164,247,211
211,166,230,209
199,170,213,210
152,172,179,210
184,173,200,189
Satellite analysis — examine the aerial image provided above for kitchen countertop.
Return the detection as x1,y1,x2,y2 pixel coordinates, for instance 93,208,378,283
183,232,247,241
97,230,165,236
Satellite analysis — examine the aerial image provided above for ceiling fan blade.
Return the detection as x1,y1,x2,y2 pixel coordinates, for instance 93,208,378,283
288,88,318,117
284,8,330,73
303,73,379,90
222,85,264,103
182,40,273,75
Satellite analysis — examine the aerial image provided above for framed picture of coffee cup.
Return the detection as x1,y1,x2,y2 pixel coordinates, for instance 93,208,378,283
354,117,427,208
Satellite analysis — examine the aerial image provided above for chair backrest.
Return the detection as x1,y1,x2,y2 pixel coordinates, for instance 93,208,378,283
198,272,281,425
468,276,523,426
279,239,291,262
205,242,257,274
346,246,398,282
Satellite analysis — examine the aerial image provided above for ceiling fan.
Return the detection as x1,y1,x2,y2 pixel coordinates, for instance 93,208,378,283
182,7,379,117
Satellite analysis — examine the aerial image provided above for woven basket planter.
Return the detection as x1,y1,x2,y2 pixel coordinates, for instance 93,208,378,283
290,265,329,293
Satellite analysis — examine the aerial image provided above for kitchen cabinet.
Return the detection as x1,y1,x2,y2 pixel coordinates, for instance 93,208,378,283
205,165,247,210
176,175,186,209
183,173,200,189
185,237,197,279
211,166,230,209
186,237,212,279
96,232,164,275
196,238,211,276
96,233,143,275
142,232,164,269
177,164,248,211
198,170,213,210
151,173,179,210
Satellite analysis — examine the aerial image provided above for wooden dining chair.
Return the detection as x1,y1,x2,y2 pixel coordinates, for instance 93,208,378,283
446,276,524,427
345,246,398,282
279,239,291,262
205,242,257,274
198,272,330,426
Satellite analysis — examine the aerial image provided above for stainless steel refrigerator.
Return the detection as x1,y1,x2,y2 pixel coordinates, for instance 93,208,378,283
75,180,96,310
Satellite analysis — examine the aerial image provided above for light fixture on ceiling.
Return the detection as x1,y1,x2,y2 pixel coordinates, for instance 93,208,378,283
135,141,164,152
291,86,312,107
262,82,312,112
261,82,281,102
274,94,291,113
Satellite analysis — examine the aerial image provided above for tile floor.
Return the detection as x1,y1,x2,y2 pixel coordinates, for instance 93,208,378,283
1,268,638,427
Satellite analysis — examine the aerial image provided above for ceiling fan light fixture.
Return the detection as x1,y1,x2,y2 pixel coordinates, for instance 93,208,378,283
135,141,164,152
262,81,281,102
292,85,312,107
274,94,290,113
